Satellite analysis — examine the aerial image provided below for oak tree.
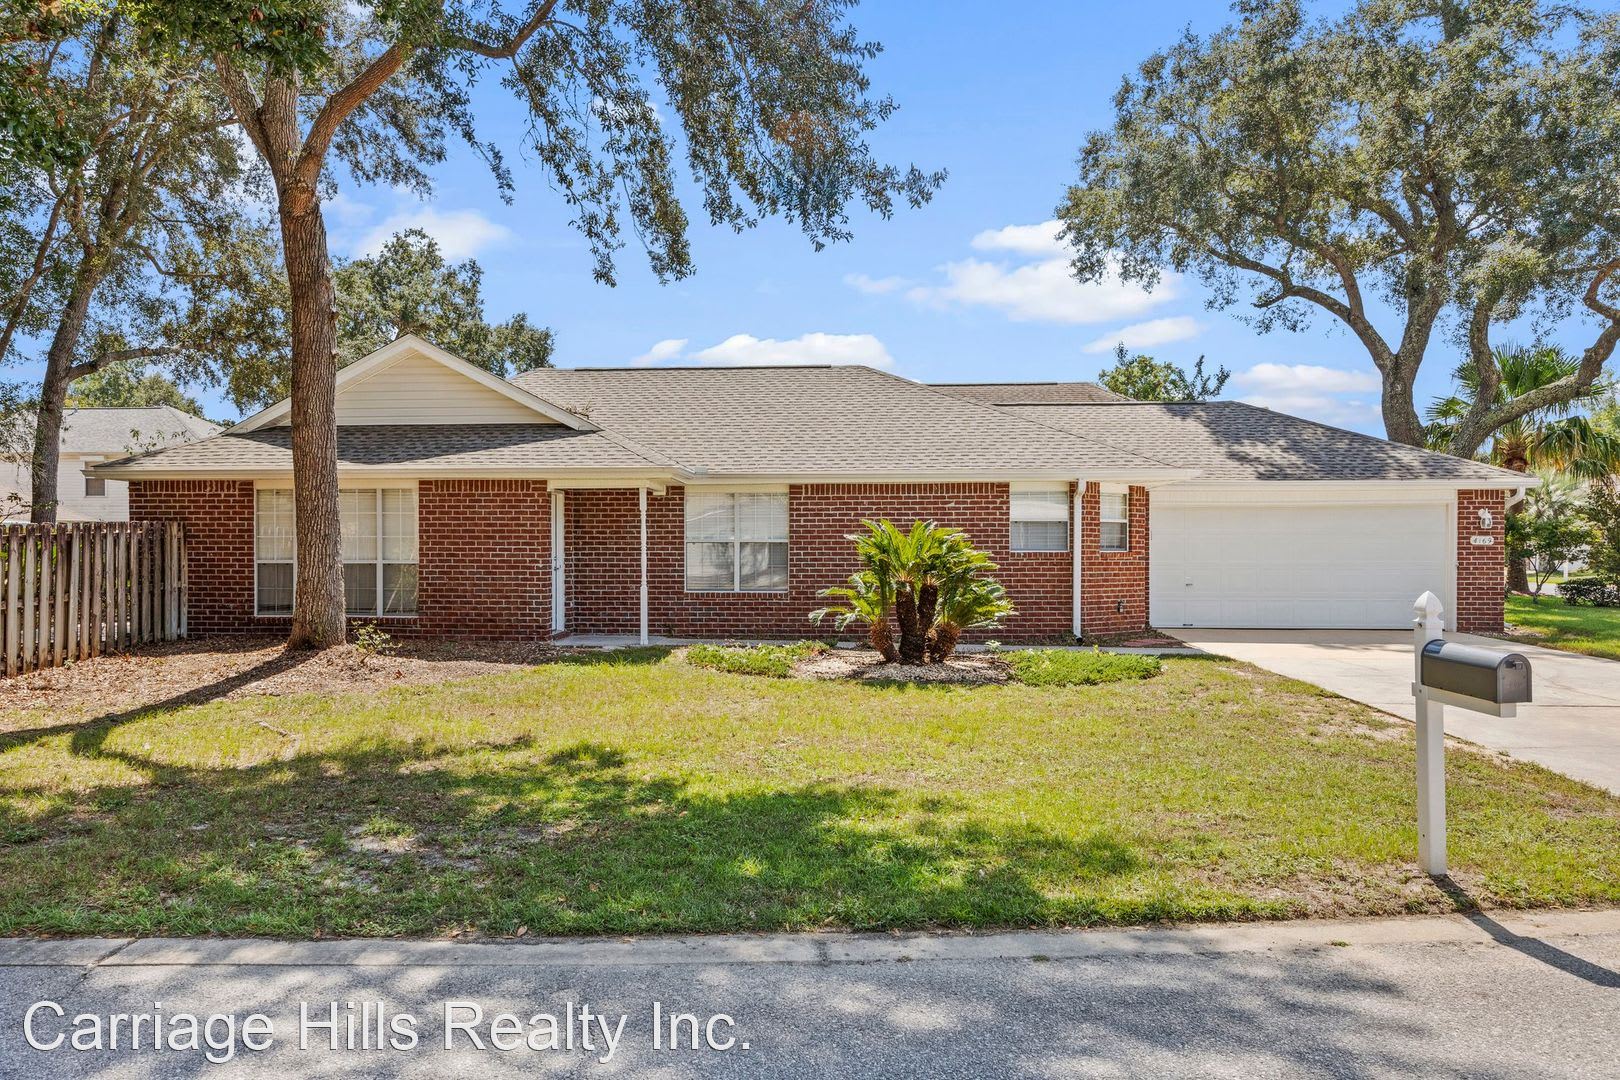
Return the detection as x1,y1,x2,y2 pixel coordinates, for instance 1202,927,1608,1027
137,0,941,648
1060,0,1620,453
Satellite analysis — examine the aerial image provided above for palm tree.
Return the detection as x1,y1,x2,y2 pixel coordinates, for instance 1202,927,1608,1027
1428,345,1620,590
811,519,1013,663
1429,345,1620,473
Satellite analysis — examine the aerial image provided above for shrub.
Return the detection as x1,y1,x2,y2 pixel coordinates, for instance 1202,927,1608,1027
686,641,828,678
1559,578,1620,607
352,622,398,659
1008,649,1162,687
811,519,1014,664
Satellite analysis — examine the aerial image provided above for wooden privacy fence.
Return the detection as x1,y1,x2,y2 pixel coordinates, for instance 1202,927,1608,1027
0,521,187,676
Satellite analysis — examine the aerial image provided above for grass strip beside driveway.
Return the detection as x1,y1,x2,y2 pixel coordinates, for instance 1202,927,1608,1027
2,649,1618,937
1504,594,1620,661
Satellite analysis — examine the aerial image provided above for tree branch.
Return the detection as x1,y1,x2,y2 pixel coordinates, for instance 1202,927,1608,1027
295,42,414,188
67,346,180,382
212,53,279,172
443,0,560,59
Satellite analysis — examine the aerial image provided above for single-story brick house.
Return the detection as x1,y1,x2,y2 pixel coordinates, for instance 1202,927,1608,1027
91,335,1527,643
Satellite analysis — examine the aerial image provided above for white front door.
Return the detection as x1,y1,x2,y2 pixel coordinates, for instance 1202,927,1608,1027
550,490,566,632
1150,502,1453,629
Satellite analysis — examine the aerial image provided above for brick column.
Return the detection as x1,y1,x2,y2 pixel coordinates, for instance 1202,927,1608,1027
1456,489,1508,633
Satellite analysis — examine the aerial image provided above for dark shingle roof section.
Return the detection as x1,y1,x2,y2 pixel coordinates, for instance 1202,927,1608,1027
98,424,661,473
932,381,1126,405
515,365,1170,474
1003,402,1526,483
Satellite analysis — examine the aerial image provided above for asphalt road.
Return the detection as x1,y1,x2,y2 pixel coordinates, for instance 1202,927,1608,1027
3,910,1618,1079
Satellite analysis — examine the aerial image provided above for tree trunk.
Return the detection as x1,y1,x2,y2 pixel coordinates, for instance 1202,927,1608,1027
29,270,98,523
868,614,898,663
1380,365,1427,448
279,185,346,649
915,581,939,661
894,587,924,664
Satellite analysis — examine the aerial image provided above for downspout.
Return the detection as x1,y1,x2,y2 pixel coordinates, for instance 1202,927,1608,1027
1071,479,1083,642
639,485,649,646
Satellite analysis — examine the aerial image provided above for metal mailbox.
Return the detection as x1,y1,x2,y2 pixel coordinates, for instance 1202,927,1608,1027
1420,639,1532,708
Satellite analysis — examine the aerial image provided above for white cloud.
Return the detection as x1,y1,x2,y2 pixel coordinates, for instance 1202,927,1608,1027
1232,363,1383,429
631,332,893,368
1232,363,1381,395
844,273,910,295
1082,316,1202,354
969,220,1069,258
631,338,689,367
355,206,511,260
857,219,1176,325
1241,394,1382,429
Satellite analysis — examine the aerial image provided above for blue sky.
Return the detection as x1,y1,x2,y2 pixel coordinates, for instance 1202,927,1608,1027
75,3,1620,429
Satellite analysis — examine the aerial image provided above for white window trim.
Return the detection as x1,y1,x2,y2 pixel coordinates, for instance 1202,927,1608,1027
1009,483,1070,553
684,491,789,593
254,485,420,618
1099,487,1130,552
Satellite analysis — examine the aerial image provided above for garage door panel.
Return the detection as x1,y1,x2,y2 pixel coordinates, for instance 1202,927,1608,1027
1150,503,1452,629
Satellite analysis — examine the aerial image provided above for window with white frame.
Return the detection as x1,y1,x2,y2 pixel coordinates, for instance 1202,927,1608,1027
1010,487,1069,552
685,491,788,591
255,487,418,616
1099,490,1130,551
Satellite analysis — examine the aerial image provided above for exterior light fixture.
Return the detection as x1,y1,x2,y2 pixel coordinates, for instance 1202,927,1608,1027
1477,508,1494,529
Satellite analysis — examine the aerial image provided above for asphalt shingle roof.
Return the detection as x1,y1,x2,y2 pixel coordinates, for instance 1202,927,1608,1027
59,406,218,453
512,365,1170,474
95,364,1526,486
932,381,1125,404
1002,401,1527,483
98,424,661,473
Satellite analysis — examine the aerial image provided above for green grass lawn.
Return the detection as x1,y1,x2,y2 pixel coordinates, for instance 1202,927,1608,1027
1505,593,1620,661
2,648,1619,938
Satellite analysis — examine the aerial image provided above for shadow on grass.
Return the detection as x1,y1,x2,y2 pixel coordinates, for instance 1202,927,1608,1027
0,727,1154,936
0,648,321,757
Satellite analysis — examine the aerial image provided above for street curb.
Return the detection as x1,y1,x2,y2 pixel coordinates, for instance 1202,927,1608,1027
3,909,1617,968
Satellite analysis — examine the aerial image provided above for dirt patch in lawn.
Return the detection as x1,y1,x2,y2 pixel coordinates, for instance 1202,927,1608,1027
794,647,1011,685
0,635,561,723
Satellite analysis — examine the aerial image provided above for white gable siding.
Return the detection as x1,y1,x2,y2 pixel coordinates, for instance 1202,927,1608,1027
279,350,554,427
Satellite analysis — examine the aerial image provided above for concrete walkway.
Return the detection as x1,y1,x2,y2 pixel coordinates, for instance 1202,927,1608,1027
1181,629,1620,793
3,911,1619,1077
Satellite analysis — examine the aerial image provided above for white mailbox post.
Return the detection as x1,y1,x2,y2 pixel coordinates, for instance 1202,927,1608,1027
1410,591,1533,877
1411,592,1448,876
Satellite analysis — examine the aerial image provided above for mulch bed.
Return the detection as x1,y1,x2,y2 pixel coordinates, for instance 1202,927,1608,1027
794,648,1011,685
0,635,561,723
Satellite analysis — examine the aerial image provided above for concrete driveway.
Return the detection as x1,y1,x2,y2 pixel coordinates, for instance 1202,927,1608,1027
1180,630,1620,794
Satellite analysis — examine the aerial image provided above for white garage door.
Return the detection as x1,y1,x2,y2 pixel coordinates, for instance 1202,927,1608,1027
1150,503,1452,629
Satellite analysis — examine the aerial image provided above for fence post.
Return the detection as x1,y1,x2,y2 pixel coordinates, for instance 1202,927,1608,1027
3,530,17,676
178,522,187,639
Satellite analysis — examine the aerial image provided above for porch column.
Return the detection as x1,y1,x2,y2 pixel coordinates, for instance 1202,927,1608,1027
1072,480,1084,640
639,485,649,645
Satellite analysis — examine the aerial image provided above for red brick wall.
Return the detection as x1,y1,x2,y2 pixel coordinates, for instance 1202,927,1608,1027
417,479,550,639
562,483,1084,641
1456,488,1507,633
1078,483,1151,638
129,478,552,640
128,479,256,634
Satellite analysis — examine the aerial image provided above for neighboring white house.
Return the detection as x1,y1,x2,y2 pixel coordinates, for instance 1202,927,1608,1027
2,406,220,521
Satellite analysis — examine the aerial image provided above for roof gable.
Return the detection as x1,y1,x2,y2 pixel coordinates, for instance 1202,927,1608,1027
234,335,595,433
